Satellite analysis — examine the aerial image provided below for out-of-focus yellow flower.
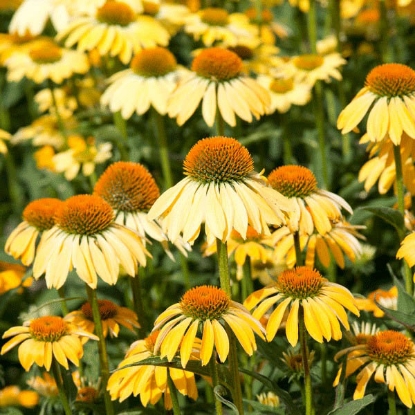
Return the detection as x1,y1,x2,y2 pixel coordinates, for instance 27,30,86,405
0,385,39,408
0,261,32,294
245,266,359,345
257,391,280,408
338,63,415,145
0,128,10,154
35,88,77,118
34,145,56,171
1,315,98,371
355,286,398,318
27,372,59,398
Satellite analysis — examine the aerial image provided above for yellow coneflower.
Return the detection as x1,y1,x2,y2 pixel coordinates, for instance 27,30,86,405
1,315,98,371
244,266,359,345
354,286,398,318
397,232,415,281
107,330,198,409
65,299,140,339
167,48,270,127
152,285,265,366
148,136,293,245
338,63,415,144
334,330,415,408
101,47,188,118
5,198,63,266
33,194,150,289
0,261,32,294
0,385,39,408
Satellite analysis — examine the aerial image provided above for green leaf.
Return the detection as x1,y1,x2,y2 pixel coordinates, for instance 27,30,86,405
390,269,415,314
327,395,376,415
356,207,404,233
375,300,415,331
214,385,239,414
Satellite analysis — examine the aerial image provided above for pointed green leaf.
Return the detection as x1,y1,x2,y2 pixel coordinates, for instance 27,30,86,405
328,395,376,415
357,207,404,233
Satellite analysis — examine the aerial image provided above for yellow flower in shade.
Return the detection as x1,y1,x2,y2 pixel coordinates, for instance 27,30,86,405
5,41,90,84
107,330,199,408
0,385,39,408
101,47,187,118
65,299,140,339
0,261,32,294
27,372,59,398
1,315,98,371
56,1,170,65
167,48,271,127
33,194,150,289
35,87,78,118
256,391,280,408
148,136,293,245
0,129,10,154
152,285,265,366
338,63,415,144
268,165,353,235
256,74,312,114
244,266,359,345
358,132,415,194
183,7,256,47
397,232,415,281
53,135,112,181
5,198,63,266
274,53,346,87
355,286,398,318
94,161,190,258
334,330,415,408
34,145,56,171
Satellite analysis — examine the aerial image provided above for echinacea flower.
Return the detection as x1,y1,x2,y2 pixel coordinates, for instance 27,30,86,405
267,165,353,235
397,232,415,280
5,41,89,84
167,47,271,127
101,47,187,118
152,285,265,366
256,391,280,408
0,385,39,408
244,266,359,345
334,330,415,408
5,197,63,266
107,331,198,408
65,299,140,338
354,286,398,318
56,1,170,64
1,315,98,371
27,372,59,398
94,161,190,258
33,194,150,289
148,136,293,245
337,63,415,144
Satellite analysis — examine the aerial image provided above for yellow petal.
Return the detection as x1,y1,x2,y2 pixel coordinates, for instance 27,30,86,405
212,319,229,363
200,319,214,366
285,299,299,347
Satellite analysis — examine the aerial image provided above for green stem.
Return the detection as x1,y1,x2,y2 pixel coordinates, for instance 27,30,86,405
294,232,303,266
216,108,225,137
113,111,129,161
152,108,174,189
379,0,393,63
4,150,24,215
314,81,329,189
307,0,318,54
299,308,313,415
387,389,397,415
57,287,68,315
49,82,67,140
167,371,182,415
51,359,72,415
130,273,146,336
216,239,231,295
226,327,244,415
208,354,223,415
85,285,115,415
241,259,253,302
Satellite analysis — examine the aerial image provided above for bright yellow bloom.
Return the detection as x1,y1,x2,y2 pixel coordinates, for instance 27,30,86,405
1,315,98,371
65,299,140,339
53,135,112,181
268,165,352,235
94,161,191,258
338,63,415,144
167,48,271,127
358,132,415,194
183,7,256,47
256,391,280,408
256,74,312,114
334,330,415,408
107,331,198,408
355,286,398,318
0,385,39,408
56,1,170,64
5,198,63,266
148,136,293,245
34,145,56,171
33,194,150,289
244,266,359,346
5,40,89,84
0,261,32,294
101,47,187,118
397,232,415,280
152,285,265,366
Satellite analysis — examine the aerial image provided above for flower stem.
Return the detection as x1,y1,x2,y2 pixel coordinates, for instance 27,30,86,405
294,232,303,266
167,371,182,415
307,0,318,54
216,108,225,137
379,0,393,63
130,272,146,336
85,285,115,415
208,354,223,415
51,359,72,415
57,287,68,315
387,389,397,415
241,259,253,302
299,308,313,415
113,111,129,161
216,239,231,296
152,108,174,189
226,327,244,415
49,82,67,140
